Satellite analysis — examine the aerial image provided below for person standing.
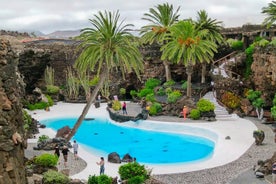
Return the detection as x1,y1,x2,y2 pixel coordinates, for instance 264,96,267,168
183,106,188,120
62,145,69,167
73,140,79,160
122,101,127,115
96,157,105,175
273,161,276,184
54,145,60,158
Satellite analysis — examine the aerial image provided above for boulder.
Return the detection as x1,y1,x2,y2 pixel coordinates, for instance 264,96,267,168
108,152,121,163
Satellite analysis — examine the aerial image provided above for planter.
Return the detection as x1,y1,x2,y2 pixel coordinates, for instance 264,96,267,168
253,130,265,145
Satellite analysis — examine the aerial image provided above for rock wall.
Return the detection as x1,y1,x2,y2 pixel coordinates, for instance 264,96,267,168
251,46,276,106
0,39,27,183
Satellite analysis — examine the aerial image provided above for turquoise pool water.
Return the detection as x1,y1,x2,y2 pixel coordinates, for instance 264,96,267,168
41,117,215,164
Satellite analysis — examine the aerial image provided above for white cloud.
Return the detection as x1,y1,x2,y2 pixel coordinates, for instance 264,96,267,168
0,0,272,34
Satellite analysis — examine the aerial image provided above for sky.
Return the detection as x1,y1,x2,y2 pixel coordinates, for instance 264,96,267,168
0,0,273,35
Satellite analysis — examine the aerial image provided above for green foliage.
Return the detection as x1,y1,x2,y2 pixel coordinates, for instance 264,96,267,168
246,89,264,108
149,102,162,116
245,44,254,78
46,95,54,106
145,93,156,102
167,90,182,103
145,78,161,89
23,110,32,130
137,88,154,98
156,87,166,96
120,88,126,95
270,37,276,46
87,174,112,184
38,135,49,143
256,38,269,47
226,39,243,50
221,91,240,109
181,81,188,89
118,162,149,182
190,109,201,120
27,101,48,110
271,105,276,119
165,87,172,94
130,90,137,98
163,80,175,87
46,85,60,95
89,77,99,86
196,98,215,112
112,100,122,111
42,170,70,184
35,153,58,167
44,66,55,86
128,175,145,184
65,67,80,100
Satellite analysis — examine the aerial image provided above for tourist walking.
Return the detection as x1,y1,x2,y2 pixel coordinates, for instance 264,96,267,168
61,145,69,167
73,140,79,160
54,145,60,158
96,157,105,175
122,101,127,115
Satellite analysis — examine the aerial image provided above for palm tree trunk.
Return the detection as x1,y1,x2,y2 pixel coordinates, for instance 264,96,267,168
66,70,108,142
186,63,193,98
164,60,172,81
201,62,206,83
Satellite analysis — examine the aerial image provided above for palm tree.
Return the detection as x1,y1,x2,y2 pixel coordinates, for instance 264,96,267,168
262,1,276,28
161,20,217,98
140,3,180,82
66,10,144,141
195,10,223,83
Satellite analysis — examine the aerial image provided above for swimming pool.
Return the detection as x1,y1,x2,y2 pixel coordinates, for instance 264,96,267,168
41,117,215,164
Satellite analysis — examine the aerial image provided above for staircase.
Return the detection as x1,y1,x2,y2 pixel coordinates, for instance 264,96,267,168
202,91,238,120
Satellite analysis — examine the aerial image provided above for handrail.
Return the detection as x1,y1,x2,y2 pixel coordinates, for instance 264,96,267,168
213,51,237,66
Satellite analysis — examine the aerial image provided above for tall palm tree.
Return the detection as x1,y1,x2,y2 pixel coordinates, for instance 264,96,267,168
66,10,144,141
161,20,217,98
140,3,180,82
262,1,276,28
195,10,223,83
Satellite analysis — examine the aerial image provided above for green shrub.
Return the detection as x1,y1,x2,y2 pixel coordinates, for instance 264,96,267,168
27,101,48,110
46,95,54,106
145,93,155,102
245,44,254,78
130,90,137,98
42,170,70,184
87,175,112,184
35,153,58,167
221,91,240,109
190,109,201,120
256,39,269,47
137,88,154,98
118,162,149,181
120,88,126,95
149,102,162,116
89,76,99,86
156,87,166,96
145,78,161,89
165,87,172,94
163,80,175,87
38,135,49,143
167,90,182,103
46,85,60,95
112,100,122,111
181,81,188,89
196,99,215,112
227,38,243,50
271,94,276,119
128,175,145,184
23,110,32,130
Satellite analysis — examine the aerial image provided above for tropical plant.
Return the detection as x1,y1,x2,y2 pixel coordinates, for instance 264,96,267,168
38,135,49,143
262,1,276,28
42,170,70,184
245,44,255,78
66,10,144,141
163,80,175,87
118,162,149,182
44,66,55,86
148,102,162,116
195,10,223,83
190,109,201,120
112,100,122,111
87,174,113,184
65,66,80,100
161,20,217,97
221,91,241,109
167,90,182,103
226,39,243,50
141,3,180,81
145,78,161,89
34,153,58,167
246,89,265,119
196,98,215,112
78,71,91,101
271,93,276,119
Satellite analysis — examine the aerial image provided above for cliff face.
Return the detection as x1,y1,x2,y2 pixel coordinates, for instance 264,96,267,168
251,46,276,106
0,39,26,184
